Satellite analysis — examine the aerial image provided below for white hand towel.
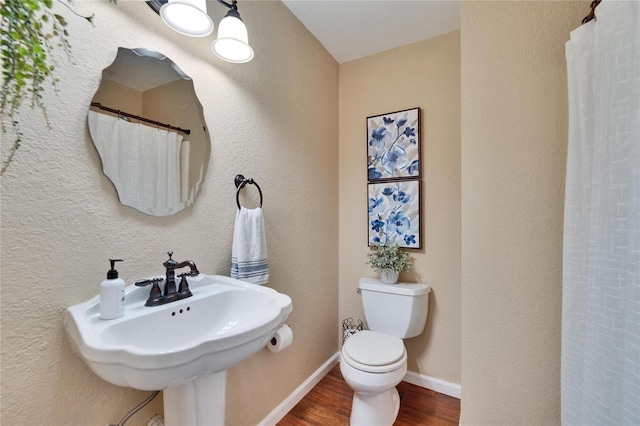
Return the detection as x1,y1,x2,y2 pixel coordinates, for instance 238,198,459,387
231,207,269,285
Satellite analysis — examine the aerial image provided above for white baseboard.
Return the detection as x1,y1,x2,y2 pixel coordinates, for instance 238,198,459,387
403,370,461,399
257,352,340,426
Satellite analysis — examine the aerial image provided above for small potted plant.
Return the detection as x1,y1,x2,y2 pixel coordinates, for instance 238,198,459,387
366,243,412,284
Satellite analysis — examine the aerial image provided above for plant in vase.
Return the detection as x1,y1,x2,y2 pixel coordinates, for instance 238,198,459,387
366,243,412,284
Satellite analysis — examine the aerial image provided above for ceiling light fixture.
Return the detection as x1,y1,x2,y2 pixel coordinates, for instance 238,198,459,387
150,0,254,63
211,0,254,64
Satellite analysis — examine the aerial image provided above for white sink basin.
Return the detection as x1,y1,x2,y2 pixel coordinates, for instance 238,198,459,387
65,274,292,391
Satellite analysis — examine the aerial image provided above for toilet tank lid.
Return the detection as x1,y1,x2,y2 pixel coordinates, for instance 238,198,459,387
359,277,431,296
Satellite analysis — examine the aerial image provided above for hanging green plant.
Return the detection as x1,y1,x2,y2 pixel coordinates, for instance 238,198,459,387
0,0,115,176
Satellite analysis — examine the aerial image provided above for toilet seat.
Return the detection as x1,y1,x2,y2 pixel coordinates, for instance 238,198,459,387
342,331,406,373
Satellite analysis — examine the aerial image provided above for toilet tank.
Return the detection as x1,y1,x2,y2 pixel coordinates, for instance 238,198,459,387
358,277,430,339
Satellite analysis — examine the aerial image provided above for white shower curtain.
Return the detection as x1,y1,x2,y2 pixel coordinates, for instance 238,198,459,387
88,111,183,216
563,1,640,425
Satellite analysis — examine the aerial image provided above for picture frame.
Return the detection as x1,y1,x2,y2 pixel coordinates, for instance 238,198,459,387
367,107,421,181
367,180,421,249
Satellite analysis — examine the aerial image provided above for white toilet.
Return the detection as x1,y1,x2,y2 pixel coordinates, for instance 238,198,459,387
340,277,430,426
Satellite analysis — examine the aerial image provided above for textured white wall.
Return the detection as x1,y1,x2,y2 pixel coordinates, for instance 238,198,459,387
460,2,586,424
339,32,461,384
0,1,338,425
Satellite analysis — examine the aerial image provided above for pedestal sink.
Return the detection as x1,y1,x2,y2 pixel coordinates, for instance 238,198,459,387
65,274,292,425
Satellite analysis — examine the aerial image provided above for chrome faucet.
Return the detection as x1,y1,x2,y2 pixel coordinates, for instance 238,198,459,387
135,251,199,307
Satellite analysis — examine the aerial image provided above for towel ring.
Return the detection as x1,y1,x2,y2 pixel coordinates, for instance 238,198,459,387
234,174,263,210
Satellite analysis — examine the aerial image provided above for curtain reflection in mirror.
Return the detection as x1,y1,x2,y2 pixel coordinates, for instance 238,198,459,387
89,110,186,216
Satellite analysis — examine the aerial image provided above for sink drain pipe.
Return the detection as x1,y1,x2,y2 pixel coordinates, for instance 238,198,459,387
109,390,160,426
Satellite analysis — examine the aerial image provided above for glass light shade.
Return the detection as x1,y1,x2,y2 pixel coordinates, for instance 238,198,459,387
211,11,254,63
160,0,214,37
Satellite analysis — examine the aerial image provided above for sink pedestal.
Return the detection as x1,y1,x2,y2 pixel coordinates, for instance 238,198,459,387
163,371,227,426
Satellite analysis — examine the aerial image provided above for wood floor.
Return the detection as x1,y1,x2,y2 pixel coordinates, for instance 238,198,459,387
277,364,460,426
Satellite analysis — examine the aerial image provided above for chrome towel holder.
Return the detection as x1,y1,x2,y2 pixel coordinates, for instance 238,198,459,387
234,174,263,209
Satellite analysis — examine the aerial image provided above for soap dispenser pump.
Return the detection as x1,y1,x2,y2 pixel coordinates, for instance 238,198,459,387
100,259,125,320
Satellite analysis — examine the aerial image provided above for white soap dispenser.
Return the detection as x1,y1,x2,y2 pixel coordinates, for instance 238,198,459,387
100,259,125,320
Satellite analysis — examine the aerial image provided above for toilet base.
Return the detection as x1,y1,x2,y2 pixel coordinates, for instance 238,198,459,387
350,387,400,426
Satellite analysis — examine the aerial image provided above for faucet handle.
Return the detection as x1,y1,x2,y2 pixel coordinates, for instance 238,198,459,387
135,277,163,287
177,273,193,298
135,277,164,307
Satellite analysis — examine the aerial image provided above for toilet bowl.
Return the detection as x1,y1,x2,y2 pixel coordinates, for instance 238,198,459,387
341,278,430,426
340,330,408,426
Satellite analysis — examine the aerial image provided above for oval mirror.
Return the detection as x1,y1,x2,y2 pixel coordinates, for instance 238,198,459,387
88,47,210,216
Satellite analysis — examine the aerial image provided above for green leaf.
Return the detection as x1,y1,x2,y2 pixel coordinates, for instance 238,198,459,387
54,14,67,26
1,0,117,175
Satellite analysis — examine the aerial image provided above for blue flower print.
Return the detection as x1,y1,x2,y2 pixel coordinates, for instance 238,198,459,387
369,126,391,149
367,109,419,180
387,211,410,236
368,167,382,180
407,160,419,175
393,191,410,204
403,127,416,138
369,180,419,248
381,145,409,175
371,219,384,232
368,196,385,214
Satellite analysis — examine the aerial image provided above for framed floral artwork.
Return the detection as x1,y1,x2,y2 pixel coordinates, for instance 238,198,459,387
367,107,420,181
368,180,421,248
